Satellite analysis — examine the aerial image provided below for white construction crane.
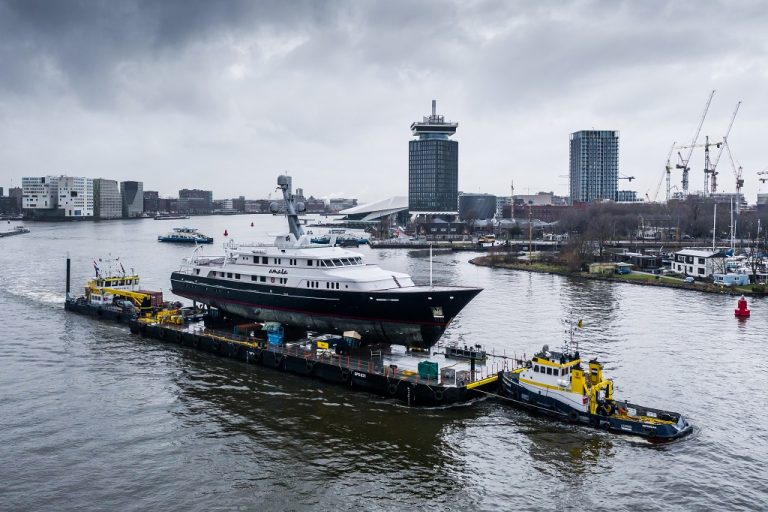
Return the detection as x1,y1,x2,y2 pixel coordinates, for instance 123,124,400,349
724,140,744,214
676,90,715,195
650,141,676,202
709,101,742,194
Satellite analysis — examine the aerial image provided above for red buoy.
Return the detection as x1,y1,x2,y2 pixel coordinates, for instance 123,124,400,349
224,229,229,237
735,295,750,318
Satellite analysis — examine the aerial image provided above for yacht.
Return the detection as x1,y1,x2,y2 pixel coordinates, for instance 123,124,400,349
170,176,481,347
158,227,214,244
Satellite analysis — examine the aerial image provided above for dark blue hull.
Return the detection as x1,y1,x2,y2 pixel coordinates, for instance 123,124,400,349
501,373,692,442
170,272,481,348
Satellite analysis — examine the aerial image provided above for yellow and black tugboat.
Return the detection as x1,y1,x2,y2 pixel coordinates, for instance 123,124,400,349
500,328,693,442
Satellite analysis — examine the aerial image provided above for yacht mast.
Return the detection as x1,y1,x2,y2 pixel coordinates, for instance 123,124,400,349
274,175,305,238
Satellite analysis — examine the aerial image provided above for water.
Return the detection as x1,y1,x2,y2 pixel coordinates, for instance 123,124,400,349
1,216,767,511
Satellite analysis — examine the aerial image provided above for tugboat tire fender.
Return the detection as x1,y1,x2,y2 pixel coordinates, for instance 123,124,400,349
568,411,578,421
600,420,610,430
388,383,398,395
434,390,444,401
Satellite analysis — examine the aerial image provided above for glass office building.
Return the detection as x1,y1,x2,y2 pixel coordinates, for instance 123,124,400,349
569,130,619,204
408,100,459,214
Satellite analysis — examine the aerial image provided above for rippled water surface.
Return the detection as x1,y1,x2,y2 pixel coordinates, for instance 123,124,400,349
1,216,767,511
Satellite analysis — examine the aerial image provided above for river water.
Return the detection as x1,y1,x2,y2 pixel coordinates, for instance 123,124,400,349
1,215,766,511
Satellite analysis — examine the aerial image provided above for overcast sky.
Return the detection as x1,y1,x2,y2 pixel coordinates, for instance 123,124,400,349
1,0,766,202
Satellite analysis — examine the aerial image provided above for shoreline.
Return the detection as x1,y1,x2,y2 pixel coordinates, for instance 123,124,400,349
469,255,767,296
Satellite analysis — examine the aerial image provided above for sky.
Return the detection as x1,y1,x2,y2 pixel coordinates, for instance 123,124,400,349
1,0,767,203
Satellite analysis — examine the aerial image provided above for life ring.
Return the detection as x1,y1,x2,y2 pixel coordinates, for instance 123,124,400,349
434,390,444,401
388,383,398,395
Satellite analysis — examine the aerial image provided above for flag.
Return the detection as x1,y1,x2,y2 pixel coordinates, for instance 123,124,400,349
577,319,583,329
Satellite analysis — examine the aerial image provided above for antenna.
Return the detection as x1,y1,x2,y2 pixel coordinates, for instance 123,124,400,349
431,99,436,117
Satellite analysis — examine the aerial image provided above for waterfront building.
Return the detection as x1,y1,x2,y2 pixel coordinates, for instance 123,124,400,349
143,191,159,214
495,196,512,219
757,194,768,214
57,176,94,217
338,196,409,227
672,249,726,278
22,176,59,212
409,100,459,214
120,181,143,217
328,198,358,213
179,189,213,214
458,193,497,221
569,130,619,204
93,179,122,219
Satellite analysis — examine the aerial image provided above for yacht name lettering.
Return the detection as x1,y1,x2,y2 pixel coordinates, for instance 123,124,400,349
269,269,288,275
353,371,366,379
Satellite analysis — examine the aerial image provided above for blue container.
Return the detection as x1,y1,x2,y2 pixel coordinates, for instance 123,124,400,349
267,325,284,345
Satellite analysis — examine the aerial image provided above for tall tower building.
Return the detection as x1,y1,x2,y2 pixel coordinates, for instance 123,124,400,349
408,100,459,214
120,181,144,217
569,130,619,204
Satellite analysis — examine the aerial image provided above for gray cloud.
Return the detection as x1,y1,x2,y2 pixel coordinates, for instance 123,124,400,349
0,0,766,201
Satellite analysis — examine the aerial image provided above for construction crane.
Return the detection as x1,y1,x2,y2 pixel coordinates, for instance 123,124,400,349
758,170,768,184
709,101,742,194
676,90,715,195
650,141,676,202
723,140,744,215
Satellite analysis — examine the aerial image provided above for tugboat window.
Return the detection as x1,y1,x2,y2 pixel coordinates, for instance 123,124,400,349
546,367,552,375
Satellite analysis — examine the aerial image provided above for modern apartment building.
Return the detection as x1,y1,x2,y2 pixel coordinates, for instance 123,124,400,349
94,179,122,219
569,130,619,204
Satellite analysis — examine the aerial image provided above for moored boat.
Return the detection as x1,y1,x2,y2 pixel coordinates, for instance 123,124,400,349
500,339,692,442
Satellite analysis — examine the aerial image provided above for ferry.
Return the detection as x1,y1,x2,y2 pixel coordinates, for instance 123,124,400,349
500,339,693,442
170,175,482,348
158,227,214,244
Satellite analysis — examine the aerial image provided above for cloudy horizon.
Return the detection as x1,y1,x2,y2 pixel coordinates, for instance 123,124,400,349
1,0,766,203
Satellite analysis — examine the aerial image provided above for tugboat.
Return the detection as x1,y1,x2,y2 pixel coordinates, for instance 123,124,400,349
158,227,214,244
500,329,693,442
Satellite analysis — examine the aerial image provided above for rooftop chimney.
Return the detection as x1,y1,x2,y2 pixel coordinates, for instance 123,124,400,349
432,99,436,117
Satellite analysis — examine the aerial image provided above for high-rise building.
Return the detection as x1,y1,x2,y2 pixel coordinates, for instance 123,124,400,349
569,130,619,204
143,191,159,214
408,100,459,214
179,189,213,214
94,179,122,219
120,181,144,217
57,176,94,217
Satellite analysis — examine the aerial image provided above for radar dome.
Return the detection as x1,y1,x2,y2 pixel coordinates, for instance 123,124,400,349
296,202,306,213
269,202,279,213
277,175,290,187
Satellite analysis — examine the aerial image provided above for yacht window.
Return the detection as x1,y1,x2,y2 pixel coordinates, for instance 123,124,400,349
262,257,268,264
341,259,351,265
251,276,258,281
332,259,342,266
253,256,258,263
194,270,199,275
260,276,266,283
235,274,240,279
227,273,232,278
356,258,362,264
307,259,313,266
